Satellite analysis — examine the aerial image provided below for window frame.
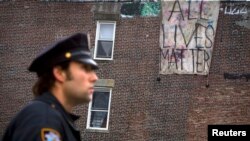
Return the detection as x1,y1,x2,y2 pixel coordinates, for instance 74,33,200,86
94,21,116,60
86,87,112,131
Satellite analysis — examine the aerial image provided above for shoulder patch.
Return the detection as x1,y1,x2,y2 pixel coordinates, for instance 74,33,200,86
41,128,61,141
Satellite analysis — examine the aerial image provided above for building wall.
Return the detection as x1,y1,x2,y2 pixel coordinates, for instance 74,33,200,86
0,1,249,141
187,2,250,140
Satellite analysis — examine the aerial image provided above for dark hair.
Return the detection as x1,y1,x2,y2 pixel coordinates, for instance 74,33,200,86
32,61,70,97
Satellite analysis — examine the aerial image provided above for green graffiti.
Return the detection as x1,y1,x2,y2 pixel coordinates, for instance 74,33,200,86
121,1,161,17
141,2,160,17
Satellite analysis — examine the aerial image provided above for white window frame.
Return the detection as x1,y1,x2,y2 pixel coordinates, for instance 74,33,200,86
86,87,112,131
94,21,116,60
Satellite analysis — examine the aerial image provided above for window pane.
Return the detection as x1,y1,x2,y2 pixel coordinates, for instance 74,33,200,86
92,91,110,110
99,24,114,40
96,40,113,58
90,111,108,128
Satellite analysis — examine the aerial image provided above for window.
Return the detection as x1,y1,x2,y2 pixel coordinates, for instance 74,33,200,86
87,87,112,130
94,21,116,60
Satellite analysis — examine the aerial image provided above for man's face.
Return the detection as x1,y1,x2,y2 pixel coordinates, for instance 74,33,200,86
62,61,98,104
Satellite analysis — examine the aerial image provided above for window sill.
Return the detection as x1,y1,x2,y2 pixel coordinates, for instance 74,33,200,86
94,58,113,61
85,129,110,133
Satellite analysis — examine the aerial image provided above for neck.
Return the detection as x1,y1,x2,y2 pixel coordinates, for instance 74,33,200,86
50,85,74,113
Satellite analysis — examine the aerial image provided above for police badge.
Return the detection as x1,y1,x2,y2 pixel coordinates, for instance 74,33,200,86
41,128,61,141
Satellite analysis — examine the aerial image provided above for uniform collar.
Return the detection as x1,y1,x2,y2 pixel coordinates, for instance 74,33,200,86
69,113,81,122
34,92,81,123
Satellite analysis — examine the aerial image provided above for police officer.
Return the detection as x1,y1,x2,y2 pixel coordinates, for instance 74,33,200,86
2,33,98,141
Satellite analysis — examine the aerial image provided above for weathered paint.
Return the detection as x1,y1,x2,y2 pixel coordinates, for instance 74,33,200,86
159,0,220,75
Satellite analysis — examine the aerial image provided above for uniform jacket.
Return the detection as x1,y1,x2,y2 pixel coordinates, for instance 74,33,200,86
2,92,81,141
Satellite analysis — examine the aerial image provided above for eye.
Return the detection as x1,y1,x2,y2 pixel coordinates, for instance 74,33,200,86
81,64,93,72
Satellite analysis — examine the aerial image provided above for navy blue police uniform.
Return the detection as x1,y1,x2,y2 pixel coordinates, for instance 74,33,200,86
2,33,98,141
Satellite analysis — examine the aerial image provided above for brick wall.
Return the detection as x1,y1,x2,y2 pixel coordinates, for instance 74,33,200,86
0,1,249,141
187,2,250,140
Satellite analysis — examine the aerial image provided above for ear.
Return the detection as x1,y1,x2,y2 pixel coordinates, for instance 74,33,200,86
53,66,66,83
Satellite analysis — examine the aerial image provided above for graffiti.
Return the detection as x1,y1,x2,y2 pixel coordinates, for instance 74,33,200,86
236,19,250,29
224,73,250,82
160,49,212,74
161,48,210,73
160,0,220,75
235,12,250,29
224,3,248,15
141,1,160,16
120,1,160,18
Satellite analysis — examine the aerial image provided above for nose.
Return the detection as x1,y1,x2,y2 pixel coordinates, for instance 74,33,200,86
91,72,98,82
